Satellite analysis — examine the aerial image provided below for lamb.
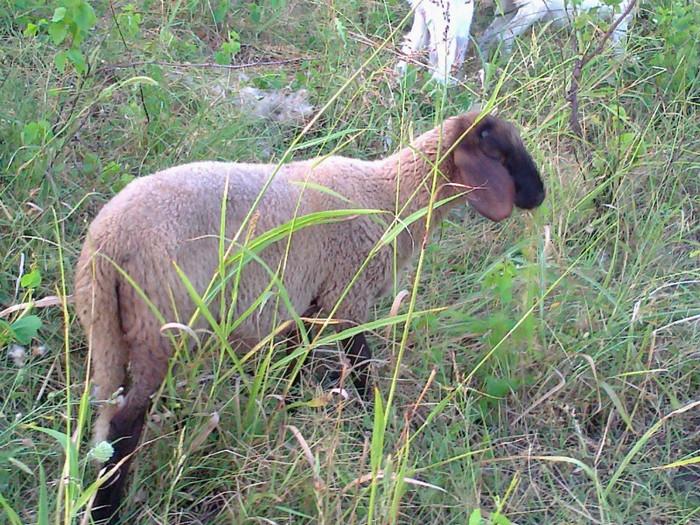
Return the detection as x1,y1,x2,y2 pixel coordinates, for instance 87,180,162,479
396,0,475,84
74,111,545,523
478,0,636,56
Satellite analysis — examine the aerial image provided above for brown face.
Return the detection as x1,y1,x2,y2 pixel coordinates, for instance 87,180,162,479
452,113,545,222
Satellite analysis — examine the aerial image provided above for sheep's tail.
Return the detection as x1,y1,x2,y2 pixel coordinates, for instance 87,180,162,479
74,242,130,445
76,238,170,523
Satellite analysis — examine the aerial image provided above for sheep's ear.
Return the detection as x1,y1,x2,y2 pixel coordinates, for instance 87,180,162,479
453,142,515,222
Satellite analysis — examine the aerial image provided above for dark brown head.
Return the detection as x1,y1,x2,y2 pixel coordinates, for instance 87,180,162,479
450,112,545,221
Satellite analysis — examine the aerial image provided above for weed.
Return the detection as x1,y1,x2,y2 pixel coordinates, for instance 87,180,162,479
0,0,698,523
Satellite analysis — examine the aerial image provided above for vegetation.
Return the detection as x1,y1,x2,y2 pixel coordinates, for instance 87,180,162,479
0,0,698,523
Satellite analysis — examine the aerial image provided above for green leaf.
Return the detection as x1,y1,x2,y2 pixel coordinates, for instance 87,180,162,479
101,160,122,178
0,319,12,346
21,122,40,145
370,387,386,471
0,492,22,525
618,132,636,147
484,375,511,399
20,269,42,289
22,121,51,145
51,6,67,22
483,259,516,305
468,508,482,525
11,316,42,345
222,39,241,56
250,4,261,23
214,50,231,65
24,22,39,37
486,310,516,346
334,17,347,45
658,455,700,470
493,513,512,525
81,152,100,175
599,381,635,433
118,10,142,38
496,278,513,304
73,1,97,31
54,50,68,72
48,21,67,45
113,173,134,192
212,0,228,23
28,425,80,479
38,463,48,525
66,48,87,73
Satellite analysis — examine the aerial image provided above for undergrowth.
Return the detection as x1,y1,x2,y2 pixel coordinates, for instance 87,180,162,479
0,0,698,523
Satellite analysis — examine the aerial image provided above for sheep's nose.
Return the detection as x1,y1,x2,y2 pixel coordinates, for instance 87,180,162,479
531,188,545,207
515,186,545,209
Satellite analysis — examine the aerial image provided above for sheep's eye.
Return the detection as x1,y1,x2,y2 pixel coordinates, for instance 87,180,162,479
480,129,490,139
486,149,505,163
481,139,505,162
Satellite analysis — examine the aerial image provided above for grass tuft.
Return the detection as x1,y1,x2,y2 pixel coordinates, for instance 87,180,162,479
1,0,698,523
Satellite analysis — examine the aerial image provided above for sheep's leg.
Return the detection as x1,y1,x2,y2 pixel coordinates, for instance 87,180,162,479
431,24,458,84
396,8,429,76
92,340,170,524
317,293,373,398
453,16,472,71
281,320,314,396
76,261,130,445
445,1,474,79
454,36,469,68
284,321,373,399
90,338,129,445
478,13,515,52
610,18,628,56
340,332,373,400
609,0,632,56
492,4,546,54
92,401,148,524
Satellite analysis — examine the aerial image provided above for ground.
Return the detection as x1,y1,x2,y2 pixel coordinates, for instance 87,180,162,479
0,0,698,523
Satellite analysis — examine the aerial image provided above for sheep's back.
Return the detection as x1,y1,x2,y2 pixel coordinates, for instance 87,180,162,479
511,0,628,18
84,161,339,343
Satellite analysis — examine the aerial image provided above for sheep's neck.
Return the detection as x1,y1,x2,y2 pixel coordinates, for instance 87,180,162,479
379,125,463,251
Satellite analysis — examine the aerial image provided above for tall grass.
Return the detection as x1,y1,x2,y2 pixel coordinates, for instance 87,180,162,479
0,0,698,523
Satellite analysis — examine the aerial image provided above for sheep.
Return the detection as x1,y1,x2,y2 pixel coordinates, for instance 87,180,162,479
74,111,545,523
478,0,636,56
396,0,475,84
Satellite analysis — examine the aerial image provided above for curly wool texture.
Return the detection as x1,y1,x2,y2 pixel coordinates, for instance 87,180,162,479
80,120,468,423
75,111,545,524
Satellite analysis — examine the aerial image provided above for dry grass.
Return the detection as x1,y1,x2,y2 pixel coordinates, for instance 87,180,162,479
0,0,698,523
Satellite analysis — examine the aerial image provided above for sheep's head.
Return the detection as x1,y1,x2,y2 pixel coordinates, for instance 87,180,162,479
452,113,545,222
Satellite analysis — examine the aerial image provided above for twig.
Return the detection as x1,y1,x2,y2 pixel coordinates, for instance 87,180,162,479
0,294,74,318
567,33,586,148
108,0,150,123
583,0,637,66
102,57,316,72
511,368,566,426
567,0,637,148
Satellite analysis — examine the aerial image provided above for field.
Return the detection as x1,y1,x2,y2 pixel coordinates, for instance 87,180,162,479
0,0,698,523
